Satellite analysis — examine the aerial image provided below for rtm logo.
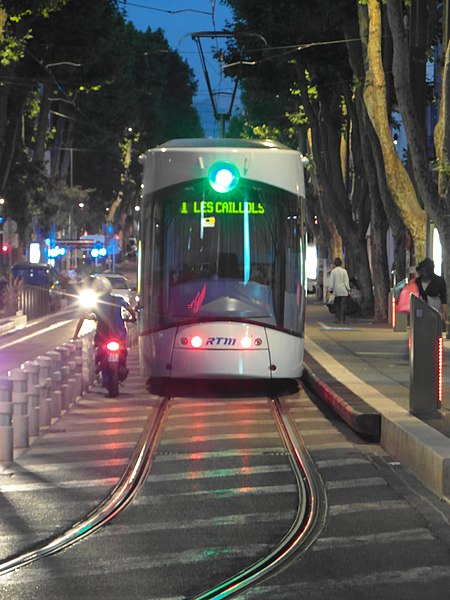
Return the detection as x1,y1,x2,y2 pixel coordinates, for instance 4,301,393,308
205,337,236,346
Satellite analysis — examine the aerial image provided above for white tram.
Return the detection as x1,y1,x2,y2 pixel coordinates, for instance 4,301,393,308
138,139,307,386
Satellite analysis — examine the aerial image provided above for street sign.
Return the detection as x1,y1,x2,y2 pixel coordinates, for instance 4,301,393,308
3,219,17,234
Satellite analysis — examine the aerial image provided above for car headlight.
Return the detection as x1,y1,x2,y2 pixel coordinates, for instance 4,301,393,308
79,289,98,309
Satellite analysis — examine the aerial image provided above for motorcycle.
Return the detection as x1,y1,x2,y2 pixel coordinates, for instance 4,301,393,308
97,339,128,398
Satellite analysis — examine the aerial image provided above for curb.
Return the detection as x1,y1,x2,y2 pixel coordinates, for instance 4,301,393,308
304,336,450,500
302,363,381,439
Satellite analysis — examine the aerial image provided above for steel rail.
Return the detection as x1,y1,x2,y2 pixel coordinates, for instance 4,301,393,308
0,397,170,577
192,395,328,600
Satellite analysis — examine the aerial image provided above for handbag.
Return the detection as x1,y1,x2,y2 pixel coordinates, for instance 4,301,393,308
397,280,419,314
326,291,335,305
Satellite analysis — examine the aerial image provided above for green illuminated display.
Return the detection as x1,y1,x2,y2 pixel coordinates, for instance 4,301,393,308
180,200,265,215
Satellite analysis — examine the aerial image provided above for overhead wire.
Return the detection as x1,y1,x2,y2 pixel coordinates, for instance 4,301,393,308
117,1,212,16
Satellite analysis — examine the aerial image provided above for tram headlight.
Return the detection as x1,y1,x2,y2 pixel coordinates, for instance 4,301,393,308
241,336,252,349
191,335,203,348
208,161,240,193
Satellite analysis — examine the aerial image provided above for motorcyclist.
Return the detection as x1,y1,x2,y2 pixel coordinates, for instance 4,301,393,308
72,275,137,381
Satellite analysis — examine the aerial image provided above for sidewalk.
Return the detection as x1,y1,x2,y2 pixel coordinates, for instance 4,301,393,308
304,298,450,499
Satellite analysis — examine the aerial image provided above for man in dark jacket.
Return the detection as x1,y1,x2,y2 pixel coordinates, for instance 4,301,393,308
416,258,447,328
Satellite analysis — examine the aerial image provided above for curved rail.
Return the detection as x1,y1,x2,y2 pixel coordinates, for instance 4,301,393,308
0,397,170,577
192,395,328,600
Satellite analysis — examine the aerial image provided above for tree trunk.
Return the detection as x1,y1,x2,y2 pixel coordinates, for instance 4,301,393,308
370,193,390,321
362,0,427,259
33,82,53,165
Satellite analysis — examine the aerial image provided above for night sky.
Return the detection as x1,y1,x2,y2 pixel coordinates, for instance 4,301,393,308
120,0,240,137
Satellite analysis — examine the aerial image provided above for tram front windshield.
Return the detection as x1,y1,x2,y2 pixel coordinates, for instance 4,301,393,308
143,178,305,335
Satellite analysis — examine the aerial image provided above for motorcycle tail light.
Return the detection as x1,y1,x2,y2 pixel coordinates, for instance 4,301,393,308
106,341,120,352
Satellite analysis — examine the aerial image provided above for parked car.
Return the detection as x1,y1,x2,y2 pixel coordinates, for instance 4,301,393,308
12,263,56,287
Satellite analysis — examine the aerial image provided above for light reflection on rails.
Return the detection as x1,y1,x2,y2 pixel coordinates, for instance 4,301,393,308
192,396,328,599
0,398,170,577
0,393,327,599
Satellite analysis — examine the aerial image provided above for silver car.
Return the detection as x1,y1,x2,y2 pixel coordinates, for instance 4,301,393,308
92,273,136,306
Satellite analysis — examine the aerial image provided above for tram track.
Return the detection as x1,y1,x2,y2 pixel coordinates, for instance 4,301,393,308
0,392,327,599
192,396,327,599
0,398,170,577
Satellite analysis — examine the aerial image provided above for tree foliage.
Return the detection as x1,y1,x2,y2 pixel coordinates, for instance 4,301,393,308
0,0,202,248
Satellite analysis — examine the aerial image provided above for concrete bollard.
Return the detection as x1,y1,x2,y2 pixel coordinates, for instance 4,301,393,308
22,361,40,391
36,356,53,427
45,351,62,388
11,392,29,448
27,387,40,436
46,351,62,418
36,355,52,385
60,383,70,411
55,346,70,370
9,369,29,449
37,383,51,427
0,378,13,463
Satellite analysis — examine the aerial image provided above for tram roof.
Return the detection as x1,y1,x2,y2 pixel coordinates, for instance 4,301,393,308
154,138,296,151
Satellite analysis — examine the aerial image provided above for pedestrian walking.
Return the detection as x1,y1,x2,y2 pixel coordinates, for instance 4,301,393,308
416,258,447,332
328,257,350,324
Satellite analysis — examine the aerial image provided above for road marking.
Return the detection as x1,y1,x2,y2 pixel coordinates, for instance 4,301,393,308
0,477,119,493
314,528,433,550
325,477,387,489
101,511,294,538
148,464,292,483
241,566,450,598
0,511,294,544
134,484,298,505
329,500,409,516
43,426,144,439
159,432,280,445
318,321,359,331
315,457,369,468
355,351,403,355
0,320,73,350
0,545,272,583
23,441,136,455
165,419,275,432
155,448,286,462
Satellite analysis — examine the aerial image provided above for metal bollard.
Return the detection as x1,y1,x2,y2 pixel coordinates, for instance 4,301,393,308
0,378,13,463
9,369,29,449
27,387,40,436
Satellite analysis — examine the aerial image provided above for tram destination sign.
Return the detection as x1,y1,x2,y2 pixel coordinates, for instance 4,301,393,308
180,200,265,215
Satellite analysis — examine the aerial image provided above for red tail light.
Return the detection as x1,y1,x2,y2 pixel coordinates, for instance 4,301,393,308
106,341,120,352
438,336,444,405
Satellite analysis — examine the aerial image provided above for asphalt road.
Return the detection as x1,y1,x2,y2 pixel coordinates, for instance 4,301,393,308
2,381,450,599
2,291,450,599
0,310,77,377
